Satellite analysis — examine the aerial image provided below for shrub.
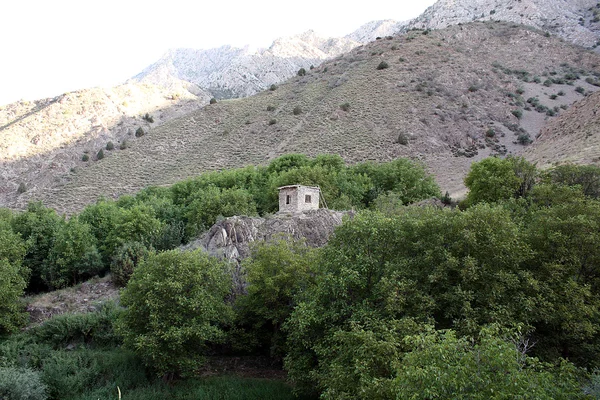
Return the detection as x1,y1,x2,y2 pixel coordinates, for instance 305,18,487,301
0,367,48,400
266,105,275,111
135,127,145,137
269,84,277,91
297,68,306,76
142,113,154,123
268,119,277,125
576,86,585,94
81,154,89,162
340,103,350,111
376,61,389,70
117,249,234,378
0,259,27,334
517,133,533,145
110,242,151,287
512,109,523,119
550,94,558,100
516,87,525,95
441,191,452,205
543,79,553,87
293,106,302,115
397,133,409,145
486,128,495,137
105,141,114,151
17,183,27,194
468,85,478,92
96,149,104,160
209,98,217,104
119,140,128,150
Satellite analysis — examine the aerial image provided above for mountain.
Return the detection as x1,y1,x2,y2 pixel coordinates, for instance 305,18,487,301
0,82,209,204
406,0,600,48
131,23,403,100
6,21,598,214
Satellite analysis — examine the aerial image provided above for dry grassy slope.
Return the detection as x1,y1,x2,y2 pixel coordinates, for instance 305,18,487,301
10,22,600,213
0,83,209,206
524,90,600,167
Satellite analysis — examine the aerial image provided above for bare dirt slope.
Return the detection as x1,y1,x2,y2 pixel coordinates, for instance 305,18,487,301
4,22,600,213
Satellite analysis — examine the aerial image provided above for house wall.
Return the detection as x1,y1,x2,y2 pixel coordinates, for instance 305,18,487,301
278,186,320,212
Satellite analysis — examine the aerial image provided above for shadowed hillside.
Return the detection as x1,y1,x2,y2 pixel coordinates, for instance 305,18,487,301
5,21,600,213
524,90,600,167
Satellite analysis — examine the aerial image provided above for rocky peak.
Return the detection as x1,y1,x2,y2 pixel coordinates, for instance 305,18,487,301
406,0,600,47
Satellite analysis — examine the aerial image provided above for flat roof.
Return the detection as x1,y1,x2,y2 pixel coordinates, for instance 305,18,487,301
277,185,320,191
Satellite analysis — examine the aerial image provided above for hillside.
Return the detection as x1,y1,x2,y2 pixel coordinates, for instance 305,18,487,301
407,0,600,48
6,21,598,214
0,83,209,206
524,89,600,167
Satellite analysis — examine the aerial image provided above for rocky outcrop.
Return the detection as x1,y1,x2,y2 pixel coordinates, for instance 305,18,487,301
184,209,353,293
405,0,600,48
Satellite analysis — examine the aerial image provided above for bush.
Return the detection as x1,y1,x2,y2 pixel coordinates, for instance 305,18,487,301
32,301,122,347
105,142,114,151
268,119,277,125
236,238,318,358
269,84,277,91
512,109,523,119
110,242,151,287
486,128,495,137
135,127,145,137
0,367,48,400
96,149,104,160
576,86,585,94
397,133,409,145
119,140,128,150
117,249,234,378
266,105,275,111
17,183,27,194
339,103,350,111
0,259,27,334
81,154,89,162
209,98,217,104
142,113,154,123
292,106,302,115
543,79,553,87
297,68,306,76
376,61,389,70
517,133,532,145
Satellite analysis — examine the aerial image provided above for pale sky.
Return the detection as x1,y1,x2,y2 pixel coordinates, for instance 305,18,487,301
0,0,437,106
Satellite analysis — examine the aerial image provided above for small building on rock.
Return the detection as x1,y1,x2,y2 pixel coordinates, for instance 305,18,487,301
278,185,320,213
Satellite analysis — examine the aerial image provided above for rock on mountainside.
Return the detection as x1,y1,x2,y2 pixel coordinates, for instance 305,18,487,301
19,21,600,214
406,0,600,47
132,24,402,100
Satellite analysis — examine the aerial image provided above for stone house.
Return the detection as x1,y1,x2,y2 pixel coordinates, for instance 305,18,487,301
278,185,320,213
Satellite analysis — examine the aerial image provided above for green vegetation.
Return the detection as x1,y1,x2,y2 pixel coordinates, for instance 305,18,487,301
81,154,89,162
135,127,145,137
105,141,114,151
2,156,600,398
209,98,217,104
339,102,350,111
96,149,104,160
376,61,389,70
142,113,154,123
118,249,234,378
297,68,306,76
292,106,302,115
17,182,27,194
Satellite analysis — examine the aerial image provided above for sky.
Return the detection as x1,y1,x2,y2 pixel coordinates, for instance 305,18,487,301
0,0,437,106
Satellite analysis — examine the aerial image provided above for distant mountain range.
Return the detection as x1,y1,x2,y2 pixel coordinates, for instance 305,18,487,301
2,0,600,213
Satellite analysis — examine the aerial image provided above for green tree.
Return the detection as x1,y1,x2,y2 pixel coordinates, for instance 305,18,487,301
117,249,234,378
45,217,103,289
236,237,319,357
548,164,600,199
11,202,64,292
464,157,521,204
0,219,27,333
394,327,585,399
110,242,151,287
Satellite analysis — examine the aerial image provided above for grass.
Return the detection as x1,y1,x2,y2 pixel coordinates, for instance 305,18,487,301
71,376,299,400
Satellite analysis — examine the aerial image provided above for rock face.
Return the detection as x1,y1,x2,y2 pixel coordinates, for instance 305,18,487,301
131,24,403,100
406,0,600,48
185,209,352,293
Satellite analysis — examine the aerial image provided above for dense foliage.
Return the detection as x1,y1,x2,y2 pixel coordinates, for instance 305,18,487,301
2,156,600,398
117,249,234,378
